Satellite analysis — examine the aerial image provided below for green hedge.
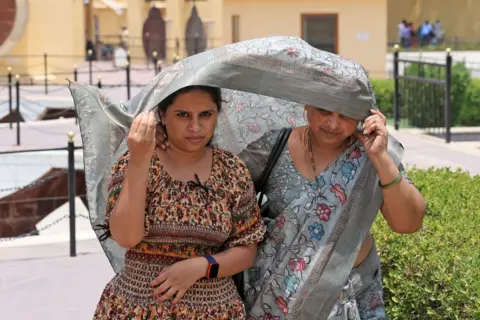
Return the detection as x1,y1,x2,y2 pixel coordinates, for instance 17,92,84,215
372,167,480,319
370,63,480,127
371,79,394,118
459,79,480,126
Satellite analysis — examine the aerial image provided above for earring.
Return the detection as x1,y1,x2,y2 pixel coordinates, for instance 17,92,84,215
161,123,168,141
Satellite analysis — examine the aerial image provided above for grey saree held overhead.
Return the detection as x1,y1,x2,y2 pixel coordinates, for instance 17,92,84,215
68,36,404,319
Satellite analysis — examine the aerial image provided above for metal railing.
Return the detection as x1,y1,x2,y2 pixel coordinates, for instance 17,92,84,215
393,46,453,143
0,133,83,257
1,52,160,145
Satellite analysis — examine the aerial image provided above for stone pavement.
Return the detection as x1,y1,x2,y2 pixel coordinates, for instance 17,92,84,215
0,128,479,320
0,240,113,320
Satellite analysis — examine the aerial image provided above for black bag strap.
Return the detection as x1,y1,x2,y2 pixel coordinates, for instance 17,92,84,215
255,127,292,206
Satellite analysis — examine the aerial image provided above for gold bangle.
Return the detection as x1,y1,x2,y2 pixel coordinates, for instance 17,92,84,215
379,171,402,189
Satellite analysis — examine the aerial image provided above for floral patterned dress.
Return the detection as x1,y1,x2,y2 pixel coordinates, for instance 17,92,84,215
93,147,266,320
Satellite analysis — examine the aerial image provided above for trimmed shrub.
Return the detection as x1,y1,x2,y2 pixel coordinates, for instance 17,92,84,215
372,167,480,319
371,79,394,117
459,79,480,126
450,63,472,126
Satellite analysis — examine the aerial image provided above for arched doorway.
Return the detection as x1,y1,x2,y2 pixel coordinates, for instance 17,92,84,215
142,7,167,61
0,0,28,57
185,5,207,56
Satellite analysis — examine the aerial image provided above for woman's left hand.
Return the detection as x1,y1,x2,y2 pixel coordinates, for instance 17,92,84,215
150,257,207,304
355,109,388,158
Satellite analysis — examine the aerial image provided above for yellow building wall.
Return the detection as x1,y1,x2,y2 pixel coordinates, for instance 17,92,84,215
0,0,85,83
387,0,480,43
124,0,224,62
223,0,387,78
92,9,128,41
1,0,387,80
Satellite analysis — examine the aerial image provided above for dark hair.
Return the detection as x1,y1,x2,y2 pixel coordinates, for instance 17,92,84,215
156,85,222,144
156,85,222,116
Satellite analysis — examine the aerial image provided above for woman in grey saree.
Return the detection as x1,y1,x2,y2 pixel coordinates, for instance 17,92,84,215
68,36,425,319
239,114,425,319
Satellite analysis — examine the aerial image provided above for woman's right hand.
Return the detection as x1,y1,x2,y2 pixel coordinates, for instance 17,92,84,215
127,111,156,165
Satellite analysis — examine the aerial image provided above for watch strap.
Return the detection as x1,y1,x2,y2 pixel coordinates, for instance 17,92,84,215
205,255,217,265
204,255,219,279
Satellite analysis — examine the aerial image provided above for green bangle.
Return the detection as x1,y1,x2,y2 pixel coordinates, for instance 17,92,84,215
379,171,402,189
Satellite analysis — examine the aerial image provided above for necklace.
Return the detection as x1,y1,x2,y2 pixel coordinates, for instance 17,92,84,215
302,126,316,179
302,127,353,180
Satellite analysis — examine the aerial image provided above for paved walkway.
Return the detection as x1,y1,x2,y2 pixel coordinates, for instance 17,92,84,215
390,127,480,175
0,128,479,320
0,240,112,320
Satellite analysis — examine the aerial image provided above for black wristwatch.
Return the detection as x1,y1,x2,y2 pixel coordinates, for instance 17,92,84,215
204,255,219,279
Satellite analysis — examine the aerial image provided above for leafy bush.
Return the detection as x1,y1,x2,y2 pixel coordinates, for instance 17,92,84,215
450,63,472,126
371,79,394,117
372,167,480,319
459,79,480,126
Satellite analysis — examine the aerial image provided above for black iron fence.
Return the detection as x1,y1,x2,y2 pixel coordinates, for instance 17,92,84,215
1,52,163,90
0,37,220,85
93,36,222,60
1,54,162,145
0,135,84,257
393,47,453,143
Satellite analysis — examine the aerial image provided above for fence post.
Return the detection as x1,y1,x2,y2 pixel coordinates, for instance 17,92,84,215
152,51,158,75
173,54,180,64
445,48,452,144
73,64,78,82
97,75,102,89
15,74,20,146
88,49,93,85
7,66,12,129
393,44,400,131
175,37,180,58
126,61,131,100
73,65,78,124
44,52,48,95
156,60,162,75
67,131,77,257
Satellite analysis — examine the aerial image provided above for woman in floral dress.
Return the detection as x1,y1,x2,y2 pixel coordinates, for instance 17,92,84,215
93,85,266,319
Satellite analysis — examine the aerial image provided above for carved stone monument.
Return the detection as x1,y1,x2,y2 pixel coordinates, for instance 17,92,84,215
142,6,167,61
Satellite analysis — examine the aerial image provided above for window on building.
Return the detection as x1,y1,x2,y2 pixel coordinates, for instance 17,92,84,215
232,15,240,43
301,14,338,54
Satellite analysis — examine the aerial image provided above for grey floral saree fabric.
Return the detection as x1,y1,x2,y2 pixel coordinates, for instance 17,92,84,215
68,36,405,319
